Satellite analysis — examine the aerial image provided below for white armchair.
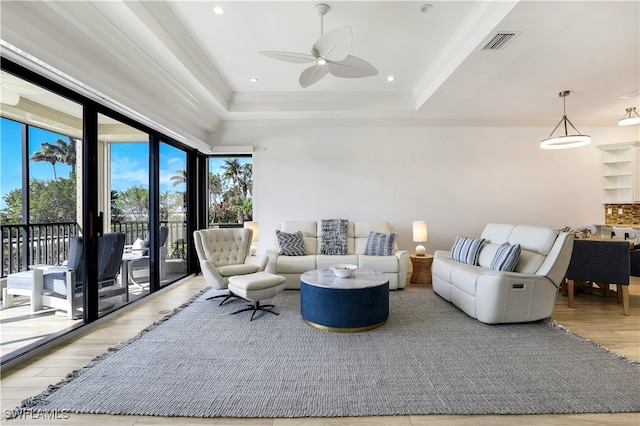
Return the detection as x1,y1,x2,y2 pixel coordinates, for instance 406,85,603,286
193,228,268,305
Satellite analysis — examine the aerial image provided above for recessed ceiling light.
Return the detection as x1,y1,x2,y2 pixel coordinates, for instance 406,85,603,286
249,78,258,83
213,6,224,15
421,4,433,13
387,76,395,82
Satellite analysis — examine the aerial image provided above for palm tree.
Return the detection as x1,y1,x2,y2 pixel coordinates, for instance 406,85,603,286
30,143,60,180
55,137,78,174
223,159,252,198
222,159,242,187
170,169,186,187
30,137,78,179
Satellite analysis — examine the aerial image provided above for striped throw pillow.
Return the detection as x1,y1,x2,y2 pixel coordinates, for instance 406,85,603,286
450,236,484,265
490,243,521,271
363,231,397,256
275,230,307,256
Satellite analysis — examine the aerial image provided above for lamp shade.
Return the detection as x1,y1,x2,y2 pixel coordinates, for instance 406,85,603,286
244,221,259,242
413,221,428,256
244,221,259,255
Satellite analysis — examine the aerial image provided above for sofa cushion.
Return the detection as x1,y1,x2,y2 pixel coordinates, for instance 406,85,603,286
275,230,307,256
363,231,397,256
354,221,392,253
450,263,489,297
281,221,318,255
320,219,348,255
514,250,546,274
481,224,516,244
317,255,358,269
451,236,485,265
508,225,558,255
477,243,500,268
217,263,260,277
359,255,399,273
490,243,521,272
277,255,317,274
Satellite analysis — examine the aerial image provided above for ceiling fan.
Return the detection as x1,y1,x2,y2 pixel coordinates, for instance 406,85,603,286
259,3,378,88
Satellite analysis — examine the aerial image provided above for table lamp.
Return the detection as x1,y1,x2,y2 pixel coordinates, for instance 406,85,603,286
244,221,259,255
413,221,428,256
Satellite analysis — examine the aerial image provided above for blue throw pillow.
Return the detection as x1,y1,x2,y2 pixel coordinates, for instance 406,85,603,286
363,231,397,256
451,236,484,265
275,230,307,256
490,243,521,271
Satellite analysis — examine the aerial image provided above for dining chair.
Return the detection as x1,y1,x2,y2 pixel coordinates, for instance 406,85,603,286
565,239,631,315
612,226,637,241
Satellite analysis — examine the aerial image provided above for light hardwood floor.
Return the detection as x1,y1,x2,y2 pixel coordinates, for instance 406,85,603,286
1,275,639,425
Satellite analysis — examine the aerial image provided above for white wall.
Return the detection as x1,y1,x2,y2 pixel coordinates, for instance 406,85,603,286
213,123,638,254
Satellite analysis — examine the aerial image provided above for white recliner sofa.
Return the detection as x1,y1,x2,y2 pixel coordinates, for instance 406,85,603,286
266,220,409,290
432,223,574,324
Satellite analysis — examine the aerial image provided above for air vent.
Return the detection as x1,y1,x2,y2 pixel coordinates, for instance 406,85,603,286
620,89,640,99
481,32,520,50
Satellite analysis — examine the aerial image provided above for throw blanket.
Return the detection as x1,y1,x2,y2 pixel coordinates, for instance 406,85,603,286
320,219,348,255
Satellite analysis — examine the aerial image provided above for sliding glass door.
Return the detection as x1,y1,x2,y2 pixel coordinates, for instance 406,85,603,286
159,142,188,286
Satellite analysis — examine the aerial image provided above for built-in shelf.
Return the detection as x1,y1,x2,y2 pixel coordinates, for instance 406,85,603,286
598,141,640,203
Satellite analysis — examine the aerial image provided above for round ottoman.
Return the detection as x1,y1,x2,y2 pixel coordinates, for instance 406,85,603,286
227,271,286,321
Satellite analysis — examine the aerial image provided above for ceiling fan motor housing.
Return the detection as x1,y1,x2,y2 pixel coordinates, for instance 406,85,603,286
315,4,329,16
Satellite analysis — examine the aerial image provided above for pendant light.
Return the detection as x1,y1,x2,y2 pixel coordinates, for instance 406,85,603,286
540,90,591,149
618,107,640,126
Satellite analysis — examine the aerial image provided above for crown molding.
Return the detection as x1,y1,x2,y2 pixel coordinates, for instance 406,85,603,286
413,0,520,109
229,91,416,113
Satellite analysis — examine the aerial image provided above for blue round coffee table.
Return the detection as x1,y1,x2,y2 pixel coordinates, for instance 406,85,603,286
300,269,389,332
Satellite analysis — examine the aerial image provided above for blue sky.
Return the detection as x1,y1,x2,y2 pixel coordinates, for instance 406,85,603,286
1,117,251,209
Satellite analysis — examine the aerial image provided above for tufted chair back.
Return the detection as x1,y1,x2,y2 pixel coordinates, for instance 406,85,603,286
193,228,268,290
197,228,252,266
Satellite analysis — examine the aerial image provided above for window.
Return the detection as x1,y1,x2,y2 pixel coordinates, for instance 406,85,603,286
208,156,253,226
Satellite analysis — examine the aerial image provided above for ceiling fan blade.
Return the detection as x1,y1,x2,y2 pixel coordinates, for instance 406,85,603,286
259,51,316,64
327,55,378,78
299,64,329,88
312,25,352,61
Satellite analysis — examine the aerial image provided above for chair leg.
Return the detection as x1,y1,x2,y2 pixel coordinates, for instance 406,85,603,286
231,301,279,321
31,269,44,313
619,285,630,316
207,290,241,306
568,279,575,308
3,289,13,308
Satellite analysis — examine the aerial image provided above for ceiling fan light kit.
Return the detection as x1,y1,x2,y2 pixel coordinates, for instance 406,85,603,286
540,90,591,150
259,3,378,88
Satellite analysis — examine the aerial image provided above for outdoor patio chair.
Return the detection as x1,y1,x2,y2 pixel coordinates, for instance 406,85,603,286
39,232,126,318
193,228,268,306
126,226,169,287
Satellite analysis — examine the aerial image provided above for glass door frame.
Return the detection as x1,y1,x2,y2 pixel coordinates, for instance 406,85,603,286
2,58,202,324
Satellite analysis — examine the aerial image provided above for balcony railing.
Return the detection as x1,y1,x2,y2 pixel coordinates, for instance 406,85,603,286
1,221,192,278
1,222,79,278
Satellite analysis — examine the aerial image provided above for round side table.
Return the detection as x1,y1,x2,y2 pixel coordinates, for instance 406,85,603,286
410,254,434,284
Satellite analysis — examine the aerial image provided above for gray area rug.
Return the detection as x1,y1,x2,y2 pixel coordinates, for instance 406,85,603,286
12,286,640,417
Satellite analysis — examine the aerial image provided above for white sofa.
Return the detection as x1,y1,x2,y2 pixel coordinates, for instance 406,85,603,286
266,220,410,290
432,223,574,324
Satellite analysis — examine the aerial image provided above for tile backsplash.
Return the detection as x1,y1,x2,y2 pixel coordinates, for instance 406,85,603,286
604,204,640,225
